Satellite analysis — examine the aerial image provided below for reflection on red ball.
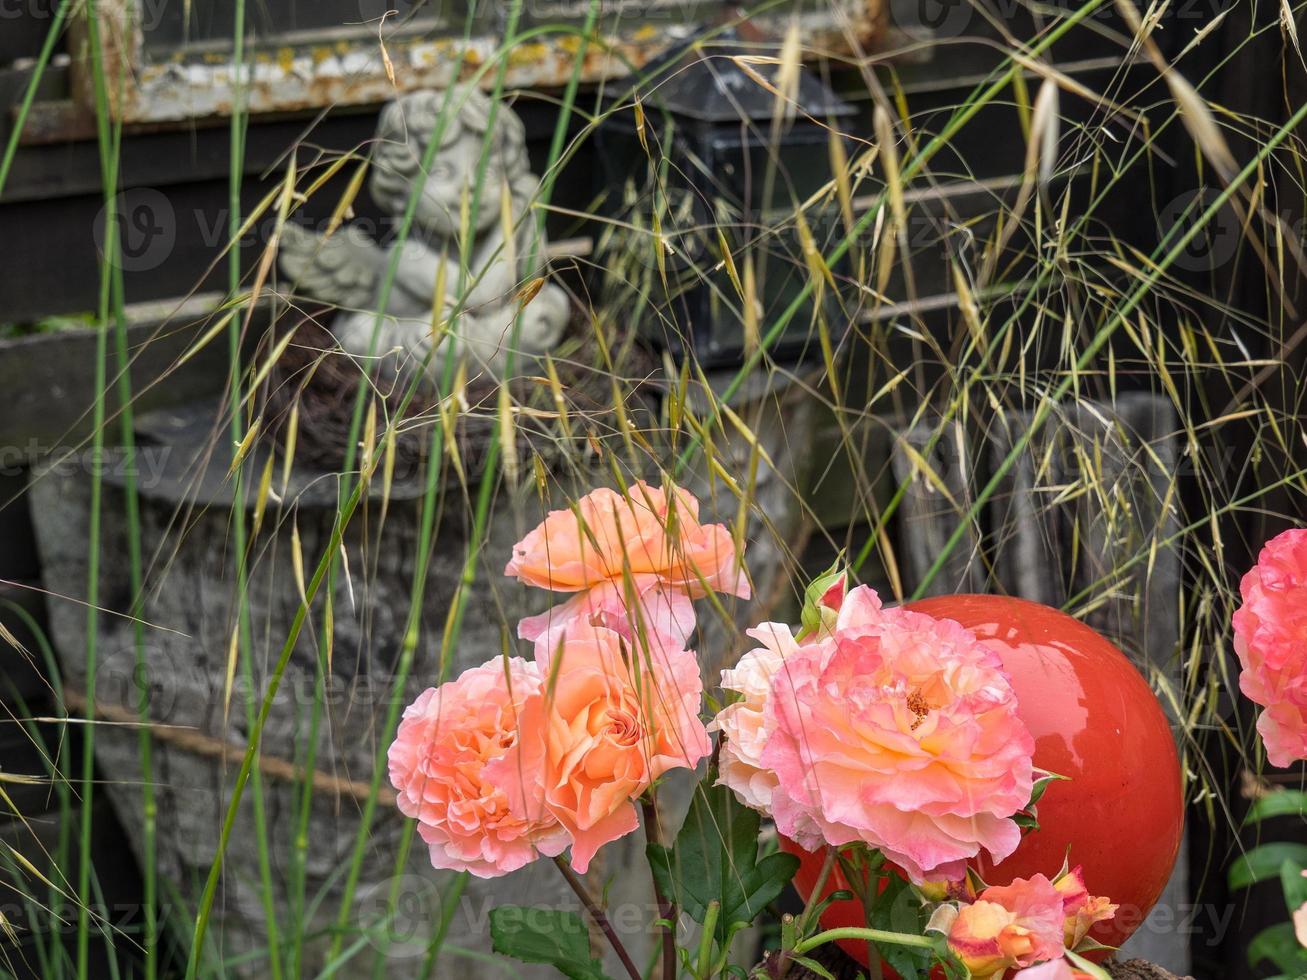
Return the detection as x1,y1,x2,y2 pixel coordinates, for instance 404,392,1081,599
785,595,1184,968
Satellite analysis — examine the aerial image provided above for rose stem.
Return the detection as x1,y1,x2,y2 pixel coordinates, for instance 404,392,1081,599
867,945,885,980
836,852,884,980
553,855,643,980
771,848,843,980
797,848,839,933
641,794,679,980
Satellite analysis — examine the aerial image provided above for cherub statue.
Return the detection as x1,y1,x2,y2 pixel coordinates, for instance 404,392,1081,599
278,87,570,381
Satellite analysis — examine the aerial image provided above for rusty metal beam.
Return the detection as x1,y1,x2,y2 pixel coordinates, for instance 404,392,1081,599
67,0,884,124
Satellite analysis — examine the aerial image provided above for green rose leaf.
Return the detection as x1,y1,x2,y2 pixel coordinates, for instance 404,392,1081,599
1281,856,1307,913
489,906,612,980
1242,789,1307,825
1228,842,1307,891
647,778,800,946
1246,920,1307,975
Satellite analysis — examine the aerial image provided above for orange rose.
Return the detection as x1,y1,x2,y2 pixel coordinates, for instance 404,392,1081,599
505,482,749,598
947,875,1066,978
1052,866,1118,947
387,659,567,877
488,620,710,872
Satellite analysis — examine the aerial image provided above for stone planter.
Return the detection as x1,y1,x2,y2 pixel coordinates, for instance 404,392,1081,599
0,295,233,453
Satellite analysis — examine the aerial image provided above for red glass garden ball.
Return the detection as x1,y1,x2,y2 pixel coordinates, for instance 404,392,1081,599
785,594,1184,967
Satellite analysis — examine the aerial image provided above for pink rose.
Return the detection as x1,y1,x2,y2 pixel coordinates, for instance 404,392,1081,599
759,586,1036,882
504,482,750,599
709,622,802,813
1013,960,1095,979
1233,528,1307,767
489,621,710,873
387,658,567,878
947,874,1067,978
518,576,697,650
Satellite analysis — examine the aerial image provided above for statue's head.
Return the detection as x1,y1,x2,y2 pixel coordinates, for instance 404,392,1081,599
370,87,532,239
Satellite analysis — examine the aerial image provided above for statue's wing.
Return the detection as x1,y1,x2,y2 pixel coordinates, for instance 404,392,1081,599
278,223,383,310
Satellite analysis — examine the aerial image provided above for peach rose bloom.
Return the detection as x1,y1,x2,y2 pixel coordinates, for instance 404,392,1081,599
489,620,710,873
709,622,802,814
760,586,1036,882
505,482,750,599
388,658,567,878
1052,866,1118,947
1233,528,1307,767
518,577,696,650
948,874,1067,978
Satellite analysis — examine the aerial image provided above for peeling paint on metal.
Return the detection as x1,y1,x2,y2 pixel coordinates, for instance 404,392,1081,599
73,0,883,124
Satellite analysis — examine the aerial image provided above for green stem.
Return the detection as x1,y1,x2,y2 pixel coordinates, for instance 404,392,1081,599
0,0,70,197
417,872,469,979
286,664,325,980
106,125,157,980
3,604,74,973
792,928,935,957
76,3,116,972
796,848,838,935
222,0,286,973
79,8,159,975
183,478,367,978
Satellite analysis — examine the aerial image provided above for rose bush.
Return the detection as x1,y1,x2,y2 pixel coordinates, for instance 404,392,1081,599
388,481,1132,980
